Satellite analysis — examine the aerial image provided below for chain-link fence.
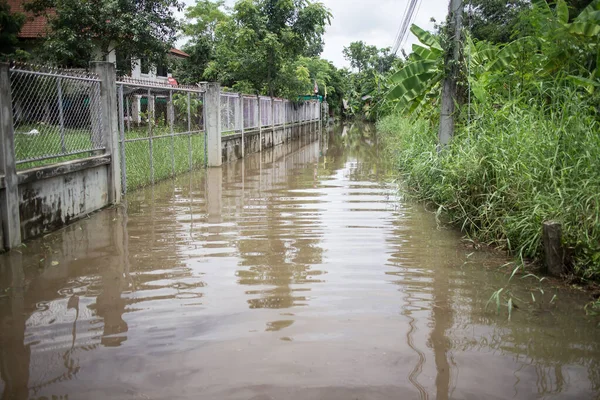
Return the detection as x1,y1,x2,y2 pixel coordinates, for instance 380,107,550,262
117,78,206,193
243,95,258,130
217,93,321,136
7,62,321,194
10,64,104,170
220,92,239,134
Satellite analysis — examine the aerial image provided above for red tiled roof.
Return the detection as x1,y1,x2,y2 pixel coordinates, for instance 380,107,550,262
7,0,51,39
169,48,190,58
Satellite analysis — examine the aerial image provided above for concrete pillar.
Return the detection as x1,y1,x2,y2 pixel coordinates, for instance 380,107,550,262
0,63,22,250
319,102,322,132
283,100,287,142
543,221,565,277
205,82,222,167
239,95,245,158
257,95,262,152
132,96,141,124
90,62,122,204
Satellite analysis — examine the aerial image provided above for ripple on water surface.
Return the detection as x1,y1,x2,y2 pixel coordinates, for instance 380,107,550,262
0,127,599,400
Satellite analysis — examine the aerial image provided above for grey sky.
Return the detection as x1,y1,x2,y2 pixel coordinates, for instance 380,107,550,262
180,0,450,68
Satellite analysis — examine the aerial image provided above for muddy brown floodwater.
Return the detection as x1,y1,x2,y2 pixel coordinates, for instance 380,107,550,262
1,125,599,400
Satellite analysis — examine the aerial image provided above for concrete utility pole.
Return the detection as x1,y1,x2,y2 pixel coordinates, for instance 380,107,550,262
438,0,464,147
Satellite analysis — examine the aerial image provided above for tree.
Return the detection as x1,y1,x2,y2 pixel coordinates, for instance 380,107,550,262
175,0,230,84
201,0,332,97
25,0,183,67
466,0,530,43
0,0,25,59
184,0,229,40
171,37,213,85
342,41,378,72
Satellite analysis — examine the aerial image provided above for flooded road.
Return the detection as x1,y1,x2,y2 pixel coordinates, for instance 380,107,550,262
1,125,599,400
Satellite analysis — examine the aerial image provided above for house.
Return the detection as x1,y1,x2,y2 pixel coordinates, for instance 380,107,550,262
7,0,189,84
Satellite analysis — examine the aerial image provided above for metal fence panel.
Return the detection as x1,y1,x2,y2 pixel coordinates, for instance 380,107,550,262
220,93,238,134
243,96,258,130
10,65,104,170
117,79,205,193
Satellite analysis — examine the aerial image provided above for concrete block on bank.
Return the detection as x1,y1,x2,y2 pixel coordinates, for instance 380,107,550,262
543,220,565,277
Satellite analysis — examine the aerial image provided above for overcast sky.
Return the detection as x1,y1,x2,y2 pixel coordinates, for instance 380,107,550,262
180,0,450,68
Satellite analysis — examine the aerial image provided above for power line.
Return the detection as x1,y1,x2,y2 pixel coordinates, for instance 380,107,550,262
392,0,422,55
392,0,412,52
392,0,416,54
399,0,423,52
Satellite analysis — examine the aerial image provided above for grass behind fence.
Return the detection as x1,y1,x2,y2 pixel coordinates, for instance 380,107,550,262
123,133,205,193
14,125,100,170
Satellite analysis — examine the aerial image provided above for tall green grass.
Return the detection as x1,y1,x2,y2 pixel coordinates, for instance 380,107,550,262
122,133,205,192
378,87,600,279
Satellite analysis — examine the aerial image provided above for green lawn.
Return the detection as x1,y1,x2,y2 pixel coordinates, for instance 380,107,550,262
13,122,206,192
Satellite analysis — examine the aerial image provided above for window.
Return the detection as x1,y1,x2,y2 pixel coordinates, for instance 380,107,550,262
156,60,168,77
116,51,132,76
141,58,150,75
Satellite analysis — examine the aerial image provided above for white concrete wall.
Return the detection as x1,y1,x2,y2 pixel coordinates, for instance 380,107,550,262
19,165,109,240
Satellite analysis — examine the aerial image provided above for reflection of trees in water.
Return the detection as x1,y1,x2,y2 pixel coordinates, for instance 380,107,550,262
385,210,600,398
235,142,325,310
322,124,386,182
386,213,453,400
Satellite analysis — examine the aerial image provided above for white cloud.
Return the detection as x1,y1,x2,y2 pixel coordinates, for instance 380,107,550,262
320,0,449,68
178,0,450,68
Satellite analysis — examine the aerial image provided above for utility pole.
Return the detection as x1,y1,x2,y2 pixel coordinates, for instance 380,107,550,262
438,0,464,147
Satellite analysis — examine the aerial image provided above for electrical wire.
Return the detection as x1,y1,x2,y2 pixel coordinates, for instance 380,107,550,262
392,0,413,52
392,0,423,56
392,0,418,54
399,0,423,52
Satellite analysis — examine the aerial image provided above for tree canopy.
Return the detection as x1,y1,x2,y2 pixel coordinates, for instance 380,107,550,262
0,0,25,59
24,0,183,67
190,0,331,96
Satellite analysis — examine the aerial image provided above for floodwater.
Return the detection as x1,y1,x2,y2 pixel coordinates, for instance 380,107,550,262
1,125,599,400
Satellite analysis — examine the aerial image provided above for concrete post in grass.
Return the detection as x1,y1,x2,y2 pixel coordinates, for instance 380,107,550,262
90,61,121,204
543,221,565,277
205,82,222,167
0,63,22,250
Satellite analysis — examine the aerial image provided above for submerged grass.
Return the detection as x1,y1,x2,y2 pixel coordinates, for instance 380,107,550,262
378,88,600,280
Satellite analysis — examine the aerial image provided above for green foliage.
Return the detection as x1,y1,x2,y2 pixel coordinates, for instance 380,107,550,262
378,81,600,278
466,0,530,43
0,0,25,59
384,25,444,116
341,41,401,120
342,41,379,73
25,0,182,67
200,0,332,97
171,37,214,85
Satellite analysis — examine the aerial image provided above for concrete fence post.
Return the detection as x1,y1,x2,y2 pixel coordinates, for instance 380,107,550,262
543,221,565,277
90,62,121,204
205,82,222,167
0,63,22,250
257,95,262,152
283,100,287,142
239,94,244,158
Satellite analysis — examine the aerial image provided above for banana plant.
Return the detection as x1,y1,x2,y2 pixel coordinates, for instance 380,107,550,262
385,24,444,115
487,0,600,89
